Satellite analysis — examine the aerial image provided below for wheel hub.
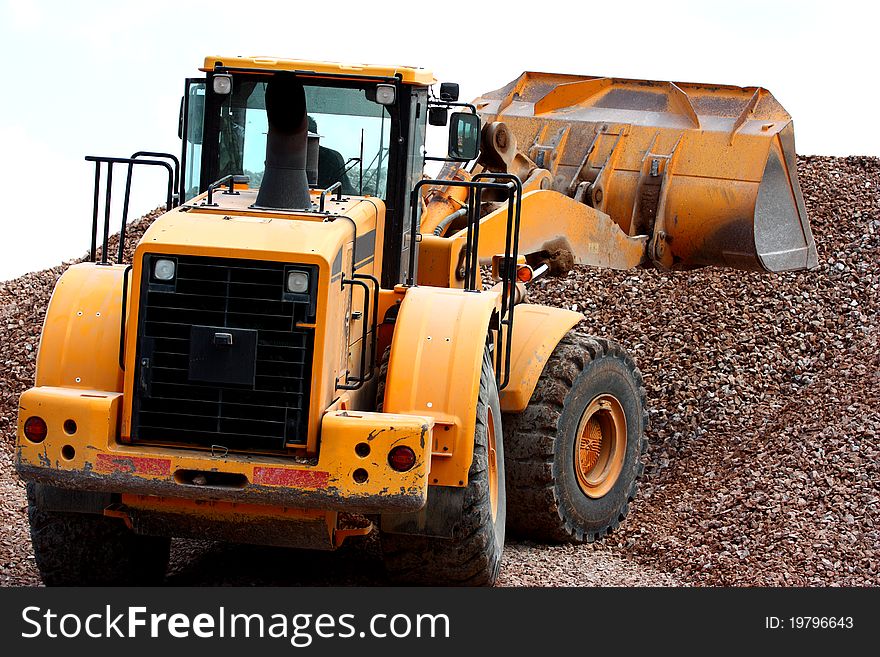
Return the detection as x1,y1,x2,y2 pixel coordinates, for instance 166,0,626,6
574,394,627,499
579,419,603,473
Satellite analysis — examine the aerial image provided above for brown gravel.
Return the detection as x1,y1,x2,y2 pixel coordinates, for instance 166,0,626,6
523,155,880,586
1,156,877,587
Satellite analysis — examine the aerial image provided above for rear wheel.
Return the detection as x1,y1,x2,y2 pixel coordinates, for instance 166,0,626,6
27,483,170,586
503,333,647,542
380,348,506,585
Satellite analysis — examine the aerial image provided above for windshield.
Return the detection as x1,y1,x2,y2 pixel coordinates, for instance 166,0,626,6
216,77,392,198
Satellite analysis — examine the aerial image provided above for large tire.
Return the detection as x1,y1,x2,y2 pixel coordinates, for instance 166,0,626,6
27,483,171,586
503,333,647,542
380,348,506,585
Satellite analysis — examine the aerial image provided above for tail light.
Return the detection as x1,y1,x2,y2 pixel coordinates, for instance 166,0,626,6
24,416,48,443
388,445,416,472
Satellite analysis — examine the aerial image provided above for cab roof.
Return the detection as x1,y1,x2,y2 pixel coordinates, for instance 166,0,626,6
202,55,436,85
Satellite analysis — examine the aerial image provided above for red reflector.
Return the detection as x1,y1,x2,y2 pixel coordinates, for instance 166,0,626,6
95,454,171,477
253,466,330,489
388,445,416,472
24,416,48,443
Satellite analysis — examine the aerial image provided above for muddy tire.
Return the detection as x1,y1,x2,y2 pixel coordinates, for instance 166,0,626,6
502,333,647,542
27,483,170,586
380,349,506,585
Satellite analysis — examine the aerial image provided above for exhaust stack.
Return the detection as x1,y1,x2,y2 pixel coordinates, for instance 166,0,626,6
255,73,312,210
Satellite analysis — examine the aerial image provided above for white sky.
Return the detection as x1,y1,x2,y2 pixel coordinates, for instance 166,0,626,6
0,0,875,280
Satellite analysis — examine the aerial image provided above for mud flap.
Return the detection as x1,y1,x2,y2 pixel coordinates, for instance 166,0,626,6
380,485,466,539
29,483,113,515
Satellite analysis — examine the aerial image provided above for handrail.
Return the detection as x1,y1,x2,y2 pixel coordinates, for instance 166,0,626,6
337,278,372,390
353,273,380,385
318,181,343,212
408,178,514,289
84,155,175,264
130,151,180,194
117,152,181,262
408,175,522,389
473,173,523,390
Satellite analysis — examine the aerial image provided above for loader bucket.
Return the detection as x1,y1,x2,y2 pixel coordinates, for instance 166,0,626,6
475,73,818,272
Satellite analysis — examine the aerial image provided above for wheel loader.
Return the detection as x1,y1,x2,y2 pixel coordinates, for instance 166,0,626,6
15,56,817,585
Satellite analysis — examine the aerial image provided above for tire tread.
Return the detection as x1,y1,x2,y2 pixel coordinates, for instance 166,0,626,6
502,332,648,542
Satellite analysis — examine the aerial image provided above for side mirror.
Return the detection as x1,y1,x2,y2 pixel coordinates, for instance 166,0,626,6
428,107,448,126
448,112,481,161
439,82,460,102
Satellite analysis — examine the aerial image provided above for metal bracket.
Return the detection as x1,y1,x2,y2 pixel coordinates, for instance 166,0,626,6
528,125,569,172
589,125,629,212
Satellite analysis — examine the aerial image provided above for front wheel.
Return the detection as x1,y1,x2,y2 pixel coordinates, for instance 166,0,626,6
380,348,506,585
503,333,647,542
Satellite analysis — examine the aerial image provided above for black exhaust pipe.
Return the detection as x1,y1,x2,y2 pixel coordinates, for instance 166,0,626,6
254,73,312,210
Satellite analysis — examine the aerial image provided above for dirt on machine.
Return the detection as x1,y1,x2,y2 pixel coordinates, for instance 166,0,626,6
14,56,815,586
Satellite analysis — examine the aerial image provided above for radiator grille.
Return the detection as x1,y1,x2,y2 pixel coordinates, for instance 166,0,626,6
131,254,315,452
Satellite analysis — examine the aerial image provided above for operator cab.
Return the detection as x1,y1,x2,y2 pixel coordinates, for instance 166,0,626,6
179,56,479,287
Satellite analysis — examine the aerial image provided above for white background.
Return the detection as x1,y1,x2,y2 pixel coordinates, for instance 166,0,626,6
0,0,874,280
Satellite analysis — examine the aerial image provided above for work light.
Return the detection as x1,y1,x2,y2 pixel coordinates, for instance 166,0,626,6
213,74,232,95
286,270,310,294
376,84,396,106
153,258,176,281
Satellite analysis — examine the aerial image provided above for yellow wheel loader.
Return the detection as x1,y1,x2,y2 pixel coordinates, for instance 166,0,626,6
15,57,816,585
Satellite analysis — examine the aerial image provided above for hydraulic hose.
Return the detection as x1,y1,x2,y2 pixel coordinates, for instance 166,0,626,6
433,207,468,237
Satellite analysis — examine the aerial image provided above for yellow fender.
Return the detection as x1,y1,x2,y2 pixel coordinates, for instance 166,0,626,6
499,304,583,413
36,263,129,392
383,286,498,487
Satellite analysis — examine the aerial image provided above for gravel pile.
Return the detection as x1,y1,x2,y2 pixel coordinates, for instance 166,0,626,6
1,156,877,586
0,209,164,586
524,155,879,586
